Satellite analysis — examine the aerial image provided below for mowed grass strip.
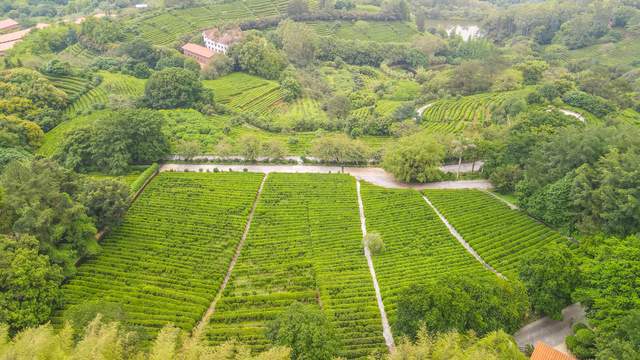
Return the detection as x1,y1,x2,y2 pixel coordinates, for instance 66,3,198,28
359,183,492,325
422,189,565,274
58,172,264,338
206,173,385,358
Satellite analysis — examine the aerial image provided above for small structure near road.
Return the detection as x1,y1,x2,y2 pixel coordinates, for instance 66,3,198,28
181,43,215,67
530,341,577,360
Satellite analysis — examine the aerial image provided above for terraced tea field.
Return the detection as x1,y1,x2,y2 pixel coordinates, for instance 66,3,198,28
57,172,264,337
44,74,93,100
67,71,146,115
422,189,566,274
204,73,285,116
130,0,318,45
206,174,385,358
307,20,418,43
360,183,491,324
421,89,532,133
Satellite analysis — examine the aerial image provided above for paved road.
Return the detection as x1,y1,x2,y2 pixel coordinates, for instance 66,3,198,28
514,303,586,353
161,163,492,190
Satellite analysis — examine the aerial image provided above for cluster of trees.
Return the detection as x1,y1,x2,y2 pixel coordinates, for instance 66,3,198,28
56,110,169,175
0,159,130,333
395,274,529,339
484,113,640,237
0,68,70,172
484,0,640,49
0,316,290,359
0,0,138,21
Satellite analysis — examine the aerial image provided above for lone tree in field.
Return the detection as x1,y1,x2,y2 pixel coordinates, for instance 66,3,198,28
363,232,384,255
142,68,209,109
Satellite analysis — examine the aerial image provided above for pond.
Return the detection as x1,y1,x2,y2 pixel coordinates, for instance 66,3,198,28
425,19,482,41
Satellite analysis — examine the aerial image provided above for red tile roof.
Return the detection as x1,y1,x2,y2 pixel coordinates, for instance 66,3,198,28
0,28,31,44
0,19,18,31
0,40,17,54
181,43,215,59
530,342,577,360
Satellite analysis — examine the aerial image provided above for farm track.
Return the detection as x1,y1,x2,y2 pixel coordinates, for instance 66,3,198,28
421,195,505,279
356,180,395,352
160,163,491,190
192,174,268,340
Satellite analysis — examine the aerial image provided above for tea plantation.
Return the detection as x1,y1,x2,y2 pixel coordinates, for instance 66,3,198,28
54,172,567,357
57,172,264,337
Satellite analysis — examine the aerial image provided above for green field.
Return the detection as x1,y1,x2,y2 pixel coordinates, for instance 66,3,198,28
204,72,285,116
67,71,146,115
206,174,385,358
306,20,419,43
57,172,264,337
421,89,532,133
43,74,93,100
360,183,492,324
566,34,640,68
422,189,566,274
130,0,318,45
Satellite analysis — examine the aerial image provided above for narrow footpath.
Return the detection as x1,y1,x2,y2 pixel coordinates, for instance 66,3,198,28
422,195,505,279
192,174,268,339
356,180,395,352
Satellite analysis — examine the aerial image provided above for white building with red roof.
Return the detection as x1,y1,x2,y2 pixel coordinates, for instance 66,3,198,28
202,27,243,55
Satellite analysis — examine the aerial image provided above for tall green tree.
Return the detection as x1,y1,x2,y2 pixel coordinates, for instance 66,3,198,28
267,302,339,360
519,242,580,320
0,234,63,334
0,159,98,275
382,133,445,183
395,274,529,339
229,34,288,80
142,68,209,109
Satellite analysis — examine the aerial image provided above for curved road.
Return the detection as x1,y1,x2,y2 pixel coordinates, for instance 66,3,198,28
161,163,492,190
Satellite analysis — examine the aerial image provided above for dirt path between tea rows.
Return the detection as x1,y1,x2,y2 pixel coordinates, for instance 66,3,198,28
192,174,268,340
422,194,505,279
356,180,395,352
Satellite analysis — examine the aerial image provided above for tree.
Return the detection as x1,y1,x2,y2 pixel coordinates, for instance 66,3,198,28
78,178,130,230
266,302,338,360
229,34,288,80
363,232,384,255
142,68,208,109
310,134,369,164
287,0,309,16
450,60,493,95
176,140,201,160
0,318,291,359
519,242,580,320
238,135,262,161
325,95,351,120
56,110,170,175
201,54,234,80
0,159,98,275
395,274,529,339
517,60,548,85
382,133,445,183
262,139,286,160
119,38,159,68
390,327,526,360
0,234,63,335
278,20,318,67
